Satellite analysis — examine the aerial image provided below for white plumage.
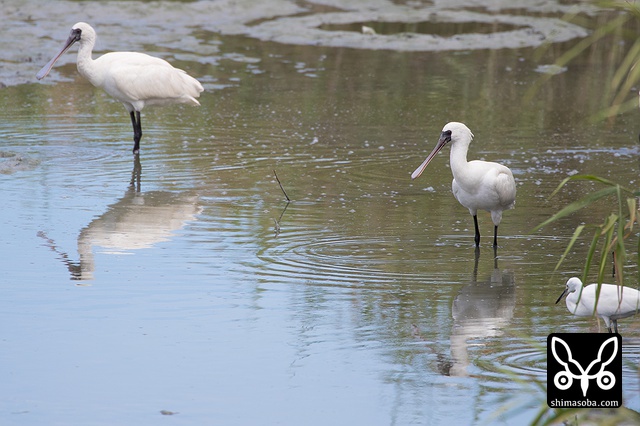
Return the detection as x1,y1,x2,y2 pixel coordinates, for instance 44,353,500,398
37,22,204,154
556,277,640,333
411,122,516,246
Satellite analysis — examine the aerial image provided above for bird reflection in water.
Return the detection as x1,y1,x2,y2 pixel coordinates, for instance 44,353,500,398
445,248,516,376
39,156,201,280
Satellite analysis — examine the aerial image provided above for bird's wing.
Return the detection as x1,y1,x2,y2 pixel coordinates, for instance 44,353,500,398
493,166,516,209
461,162,516,212
101,53,202,104
576,284,604,318
610,286,640,318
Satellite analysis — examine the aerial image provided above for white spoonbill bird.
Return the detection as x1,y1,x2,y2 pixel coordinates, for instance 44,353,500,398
36,22,204,154
411,122,516,247
556,277,640,333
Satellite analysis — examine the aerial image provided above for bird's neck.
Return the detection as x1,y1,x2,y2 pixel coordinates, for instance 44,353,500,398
449,141,469,175
75,44,99,85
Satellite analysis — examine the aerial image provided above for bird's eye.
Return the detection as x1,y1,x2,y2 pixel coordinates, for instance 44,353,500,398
72,28,82,39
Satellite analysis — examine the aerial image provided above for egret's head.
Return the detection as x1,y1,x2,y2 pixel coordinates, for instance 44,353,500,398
556,277,583,304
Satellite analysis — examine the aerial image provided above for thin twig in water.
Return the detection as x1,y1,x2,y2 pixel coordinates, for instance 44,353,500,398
273,169,290,202
273,201,290,237
272,170,290,237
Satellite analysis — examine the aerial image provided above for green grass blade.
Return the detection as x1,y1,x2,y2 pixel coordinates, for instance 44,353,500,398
582,228,601,285
597,215,617,284
554,225,585,272
548,174,621,198
590,97,639,122
627,197,638,229
610,39,640,90
533,186,618,231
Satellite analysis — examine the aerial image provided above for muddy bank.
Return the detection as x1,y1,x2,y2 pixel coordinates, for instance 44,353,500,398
2,0,590,86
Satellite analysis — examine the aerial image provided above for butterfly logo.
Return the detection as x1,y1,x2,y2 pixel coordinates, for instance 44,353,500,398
550,335,617,397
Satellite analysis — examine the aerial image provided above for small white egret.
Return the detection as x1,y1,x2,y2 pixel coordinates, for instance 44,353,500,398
37,22,204,154
556,277,640,333
411,122,516,247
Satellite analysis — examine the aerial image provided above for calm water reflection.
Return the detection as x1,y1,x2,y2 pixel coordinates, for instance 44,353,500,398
0,1,639,425
39,159,200,280
449,250,517,377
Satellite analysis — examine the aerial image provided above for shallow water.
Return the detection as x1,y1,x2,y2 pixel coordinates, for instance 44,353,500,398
1,1,639,425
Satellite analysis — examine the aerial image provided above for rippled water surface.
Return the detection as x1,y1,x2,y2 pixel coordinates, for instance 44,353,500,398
1,1,639,425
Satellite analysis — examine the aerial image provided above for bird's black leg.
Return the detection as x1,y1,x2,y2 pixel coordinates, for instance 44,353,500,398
493,225,498,248
614,320,618,334
473,215,480,247
130,111,142,154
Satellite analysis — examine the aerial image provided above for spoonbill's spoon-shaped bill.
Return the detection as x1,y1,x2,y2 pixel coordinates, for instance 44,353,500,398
411,133,449,180
36,22,204,154
556,277,640,333
411,122,516,247
36,29,81,80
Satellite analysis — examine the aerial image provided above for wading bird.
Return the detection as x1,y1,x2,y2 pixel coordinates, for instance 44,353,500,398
37,22,204,154
556,277,640,333
411,122,516,247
